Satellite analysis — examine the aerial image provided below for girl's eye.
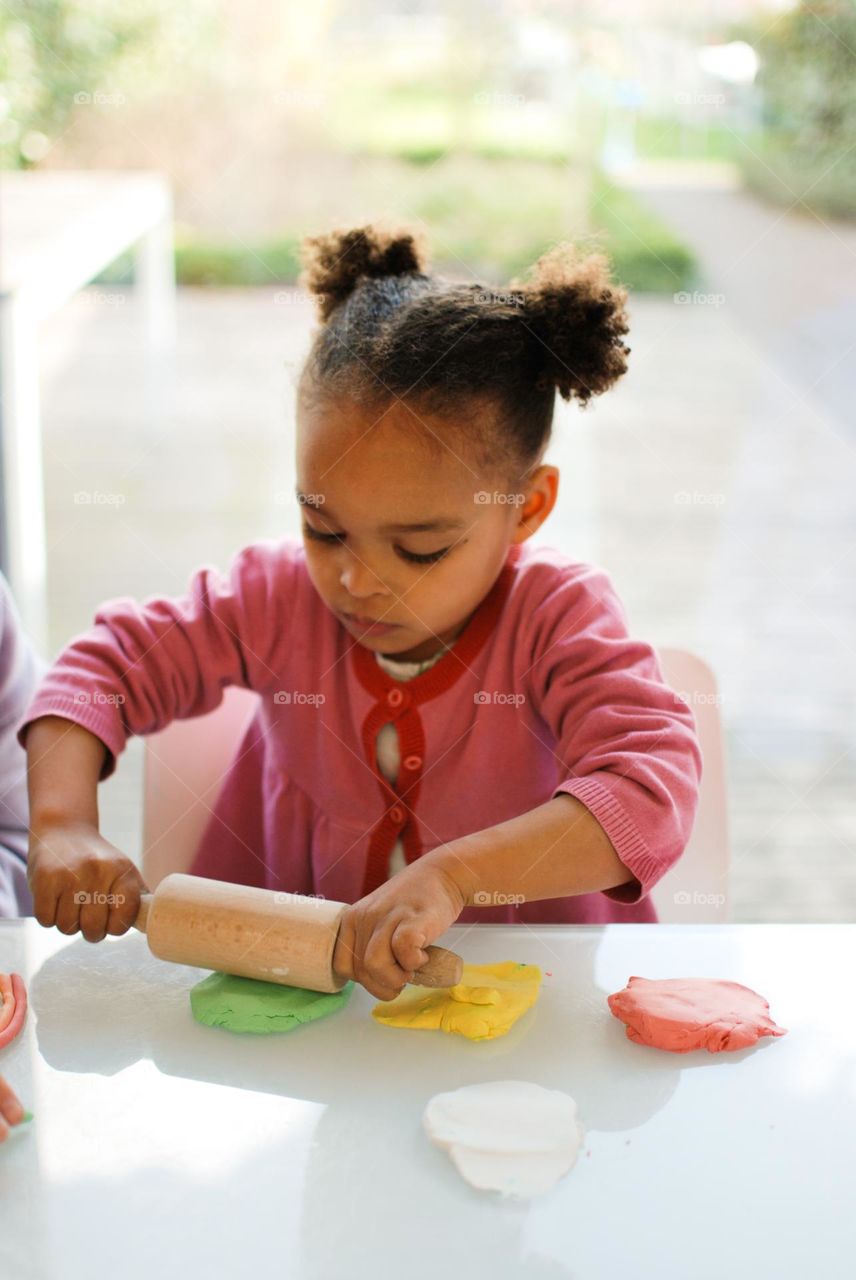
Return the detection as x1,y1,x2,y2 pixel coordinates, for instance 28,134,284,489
302,522,449,565
397,545,450,564
303,522,344,545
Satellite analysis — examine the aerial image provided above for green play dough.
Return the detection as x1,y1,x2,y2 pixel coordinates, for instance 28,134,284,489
189,971,353,1035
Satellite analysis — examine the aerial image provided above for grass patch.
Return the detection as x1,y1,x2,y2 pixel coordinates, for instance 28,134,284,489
92,157,695,294
589,174,697,293
326,82,574,166
632,115,739,162
738,137,856,220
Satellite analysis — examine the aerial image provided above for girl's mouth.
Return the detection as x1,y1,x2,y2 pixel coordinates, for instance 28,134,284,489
339,610,400,637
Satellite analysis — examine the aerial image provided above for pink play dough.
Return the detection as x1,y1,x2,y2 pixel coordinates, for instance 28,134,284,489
607,976,788,1054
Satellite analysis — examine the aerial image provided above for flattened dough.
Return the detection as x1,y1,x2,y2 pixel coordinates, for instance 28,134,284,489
607,976,788,1053
372,961,542,1041
0,973,27,1050
190,972,353,1034
424,1081,583,1198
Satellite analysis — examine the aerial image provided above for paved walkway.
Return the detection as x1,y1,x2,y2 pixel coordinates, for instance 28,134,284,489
34,259,856,921
634,182,856,435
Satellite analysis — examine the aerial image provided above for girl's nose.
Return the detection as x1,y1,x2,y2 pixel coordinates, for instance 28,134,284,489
339,555,389,600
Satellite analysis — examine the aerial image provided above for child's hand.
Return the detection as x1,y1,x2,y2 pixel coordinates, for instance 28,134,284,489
332,857,466,1001
28,821,147,943
0,1074,25,1143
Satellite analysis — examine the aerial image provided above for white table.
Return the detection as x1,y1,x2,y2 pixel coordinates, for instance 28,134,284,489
0,171,175,651
0,920,850,1279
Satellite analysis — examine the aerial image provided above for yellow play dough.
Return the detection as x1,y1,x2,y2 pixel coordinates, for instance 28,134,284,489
372,961,543,1041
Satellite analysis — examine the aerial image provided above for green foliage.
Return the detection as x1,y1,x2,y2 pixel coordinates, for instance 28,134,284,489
0,0,153,167
589,175,697,293
632,115,739,162
0,1,217,167
327,80,573,166
174,237,302,287
91,161,694,294
737,0,856,217
92,238,302,287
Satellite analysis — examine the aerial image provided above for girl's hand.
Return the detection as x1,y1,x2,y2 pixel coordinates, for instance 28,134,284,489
28,820,147,943
0,1074,25,1143
332,857,466,1001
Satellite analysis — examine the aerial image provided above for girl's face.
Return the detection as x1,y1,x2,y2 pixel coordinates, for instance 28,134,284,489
296,396,555,662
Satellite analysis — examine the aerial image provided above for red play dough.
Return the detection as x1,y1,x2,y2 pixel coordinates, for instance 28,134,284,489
607,976,788,1054
0,973,27,1051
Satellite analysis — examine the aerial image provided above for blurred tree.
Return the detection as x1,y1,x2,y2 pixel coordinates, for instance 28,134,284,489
0,0,156,167
740,0,856,217
0,0,219,169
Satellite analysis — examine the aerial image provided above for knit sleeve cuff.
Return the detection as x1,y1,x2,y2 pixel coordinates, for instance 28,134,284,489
16,695,125,782
553,774,667,905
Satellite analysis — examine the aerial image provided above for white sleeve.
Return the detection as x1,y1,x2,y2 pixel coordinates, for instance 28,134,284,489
0,572,47,916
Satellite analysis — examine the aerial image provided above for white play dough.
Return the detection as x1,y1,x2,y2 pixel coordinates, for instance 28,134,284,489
423,1080,583,1198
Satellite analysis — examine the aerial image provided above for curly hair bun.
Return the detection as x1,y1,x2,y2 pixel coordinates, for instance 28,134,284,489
514,243,630,404
299,225,428,322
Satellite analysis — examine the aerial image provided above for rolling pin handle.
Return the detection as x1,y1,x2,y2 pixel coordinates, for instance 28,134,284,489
412,944,463,989
135,893,153,933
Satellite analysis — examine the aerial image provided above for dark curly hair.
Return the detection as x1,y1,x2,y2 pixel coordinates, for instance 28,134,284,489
297,224,630,476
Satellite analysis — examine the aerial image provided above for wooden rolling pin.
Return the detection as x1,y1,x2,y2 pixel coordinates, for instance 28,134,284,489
134,873,463,994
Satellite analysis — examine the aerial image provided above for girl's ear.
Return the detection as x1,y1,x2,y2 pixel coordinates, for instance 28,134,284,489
512,466,559,542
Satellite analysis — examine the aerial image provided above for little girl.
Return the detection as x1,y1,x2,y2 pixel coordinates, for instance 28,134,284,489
18,226,701,1001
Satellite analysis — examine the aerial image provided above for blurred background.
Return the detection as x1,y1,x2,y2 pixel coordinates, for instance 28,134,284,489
1,0,854,920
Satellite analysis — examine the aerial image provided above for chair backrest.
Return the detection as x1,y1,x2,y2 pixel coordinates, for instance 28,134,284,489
143,649,729,919
142,685,259,888
650,648,730,922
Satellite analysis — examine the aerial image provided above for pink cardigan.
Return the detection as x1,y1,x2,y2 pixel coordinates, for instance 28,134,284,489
17,538,702,924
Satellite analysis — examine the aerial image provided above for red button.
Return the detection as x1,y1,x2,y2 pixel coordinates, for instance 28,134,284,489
387,687,405,708
389,805,405,824
403,754,422,771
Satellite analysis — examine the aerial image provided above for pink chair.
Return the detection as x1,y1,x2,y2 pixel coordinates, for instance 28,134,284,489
142,650,729,920
142,685,259,889
650,649,729,922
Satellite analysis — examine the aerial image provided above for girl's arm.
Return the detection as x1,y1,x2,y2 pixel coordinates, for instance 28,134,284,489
332,796,632,1001
19,542,299,940
334,563,702,1000
431,792,635,902
17,543,296,785
25,716,147,940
